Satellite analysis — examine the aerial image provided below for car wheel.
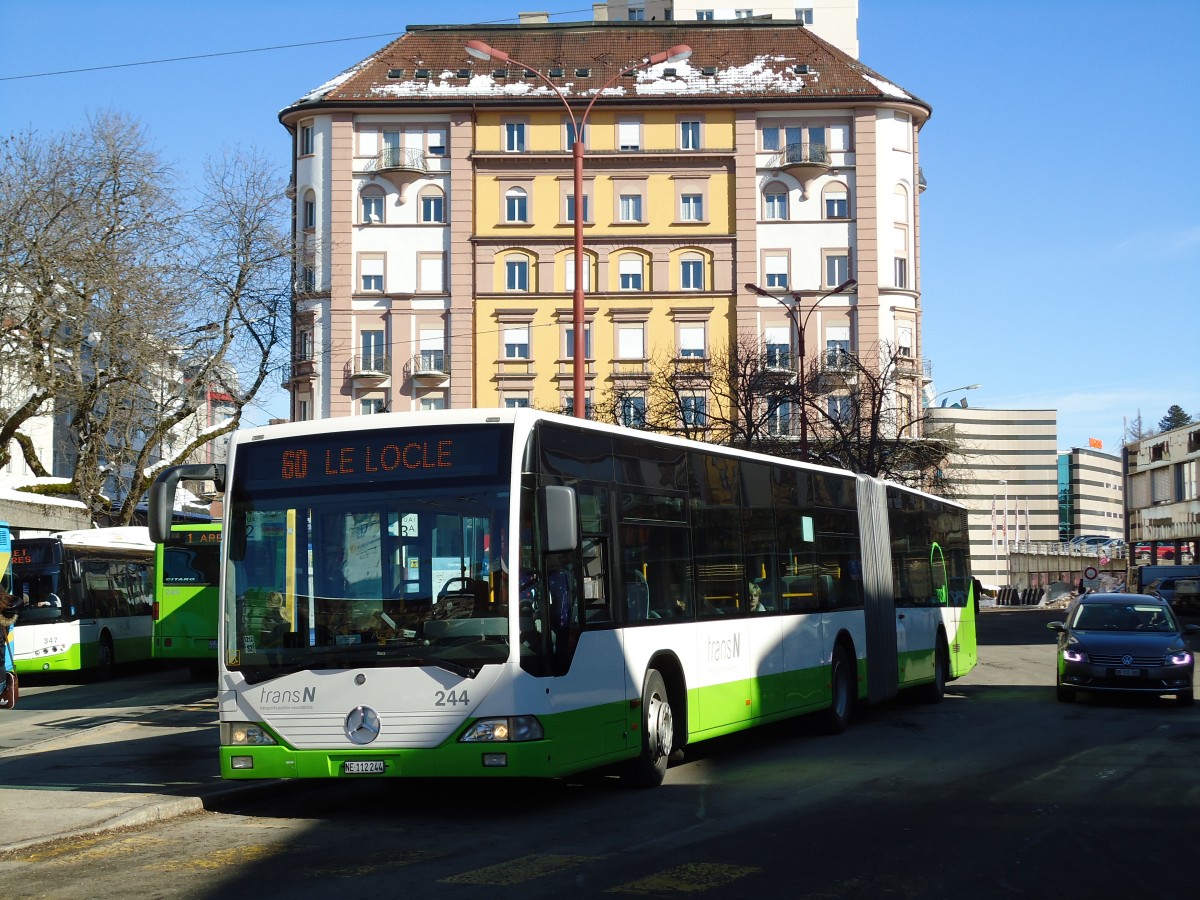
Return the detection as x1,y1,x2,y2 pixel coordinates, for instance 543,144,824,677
1176,690,1194,707
622,668,673,788
818,645,854,734
1056,685,1074,703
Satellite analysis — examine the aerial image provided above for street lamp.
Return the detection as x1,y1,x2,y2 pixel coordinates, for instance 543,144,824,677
465,39,693,418
744,278,857,459
928,383,981,407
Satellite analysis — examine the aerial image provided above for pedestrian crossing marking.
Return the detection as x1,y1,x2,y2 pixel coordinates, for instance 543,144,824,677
441,853,598,885
608,862,760,894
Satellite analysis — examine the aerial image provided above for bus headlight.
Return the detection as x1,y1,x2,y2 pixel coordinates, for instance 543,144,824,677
460,716,544,743
221,722,278,746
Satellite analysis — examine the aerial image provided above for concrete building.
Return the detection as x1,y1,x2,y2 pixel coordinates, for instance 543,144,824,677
1059,447,1124,543
1125,422,1199,564
927,406,1060,589
280,19,927,428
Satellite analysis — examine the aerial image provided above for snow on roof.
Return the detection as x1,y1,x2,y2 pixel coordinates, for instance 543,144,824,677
53,526,154,551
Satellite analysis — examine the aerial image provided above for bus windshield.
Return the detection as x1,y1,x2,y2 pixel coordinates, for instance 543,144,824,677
225,423,516,683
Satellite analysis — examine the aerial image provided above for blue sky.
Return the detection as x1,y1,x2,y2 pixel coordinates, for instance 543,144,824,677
3,1,1197,448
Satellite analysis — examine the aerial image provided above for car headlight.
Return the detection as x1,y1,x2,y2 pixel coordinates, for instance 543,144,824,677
1062,647,1088,663
460,716,544,743
1165,650,1193,667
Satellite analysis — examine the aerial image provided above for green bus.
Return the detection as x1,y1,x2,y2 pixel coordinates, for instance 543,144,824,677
153,523,221,677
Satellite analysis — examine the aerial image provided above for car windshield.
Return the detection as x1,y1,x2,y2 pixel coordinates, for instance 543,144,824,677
1071,602,1178,633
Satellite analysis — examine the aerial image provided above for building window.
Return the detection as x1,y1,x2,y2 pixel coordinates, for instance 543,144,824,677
564,324,592,359
796,8,814,25
505,187,528,223
565,121,587,149
565,255,592,291
828,395,851,422
504,325,530,359
297,328,313,361
617,323,645,359
302,195,316,230
419,329,445,372
824,252,850,288
360,257,384,292
824,186,849,219
765,326,791,369
505,121,526,153
420,190,445,223
761,122,832,163
361,330,386,371
681,395,708,427
417,252,445,293
825,325,850,367
767,399,793,435
680,193,703,222
299,122,314,156
299,265,315,292
696,10,714,20
617,119,641,151
619,194,643,223
679,324,706,358
505,257,529,291
504,394,531,409
427,128,447,157
764,187,789,220
628,5,645,20
361,398,385,416
565,192,590,223
765,253,789,289
361,189,384,224
734,9,754,18
894,257,908,289
680,255,704,291
680,120,701,150
420,395,446,411
621,395,647,428
619,255,644,291
897,325,913,358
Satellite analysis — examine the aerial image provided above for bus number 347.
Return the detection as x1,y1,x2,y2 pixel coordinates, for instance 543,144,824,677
435,690,469,707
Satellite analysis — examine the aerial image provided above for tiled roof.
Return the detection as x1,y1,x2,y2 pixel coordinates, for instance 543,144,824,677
286,21,928,114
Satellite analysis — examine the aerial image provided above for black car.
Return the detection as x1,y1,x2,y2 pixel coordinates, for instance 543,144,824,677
1047,593,1197,705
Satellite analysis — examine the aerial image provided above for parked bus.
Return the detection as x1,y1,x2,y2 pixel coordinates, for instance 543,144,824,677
148,410,977,786
154,523,221,677
10,527,155,678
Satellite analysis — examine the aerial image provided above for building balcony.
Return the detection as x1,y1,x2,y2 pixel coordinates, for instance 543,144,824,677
673,356,712,380
369,147,428,175
769,142,831,199
403,351,449,383
351,353,390,383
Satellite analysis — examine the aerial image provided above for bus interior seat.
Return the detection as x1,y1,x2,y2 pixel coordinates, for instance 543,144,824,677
626,580,649,621
782,575,816,611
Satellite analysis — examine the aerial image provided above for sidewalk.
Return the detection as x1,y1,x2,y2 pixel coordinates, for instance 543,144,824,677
0,698,264,853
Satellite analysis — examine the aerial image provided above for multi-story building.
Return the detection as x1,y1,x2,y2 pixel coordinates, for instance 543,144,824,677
281,19,929,428
927,406,1060,589
1125,423,1199,564
599,1,860,57
1058,447,1124,543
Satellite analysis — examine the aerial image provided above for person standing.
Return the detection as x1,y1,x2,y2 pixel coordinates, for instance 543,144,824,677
1,587,22,709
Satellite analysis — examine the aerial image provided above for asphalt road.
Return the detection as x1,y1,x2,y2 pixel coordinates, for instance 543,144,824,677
1,609,1197,900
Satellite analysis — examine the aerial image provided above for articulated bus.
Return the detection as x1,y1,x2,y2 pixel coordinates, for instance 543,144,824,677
154,523,221,677
10,527,155,678
148,409,977,786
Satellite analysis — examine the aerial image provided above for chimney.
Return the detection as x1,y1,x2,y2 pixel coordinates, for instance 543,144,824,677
593,3,609,21
519,11,550,23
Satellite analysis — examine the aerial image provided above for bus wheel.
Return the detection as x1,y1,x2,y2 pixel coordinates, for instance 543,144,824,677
920,635,948,704
818,645,854,735
623,668,673,788
93,634,115,682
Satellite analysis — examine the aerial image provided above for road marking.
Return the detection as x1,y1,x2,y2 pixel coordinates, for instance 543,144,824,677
608,863,760,894
441,853,598,885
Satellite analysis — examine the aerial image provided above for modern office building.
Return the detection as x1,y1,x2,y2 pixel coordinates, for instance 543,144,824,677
280,18,928,429
927,406,1060,589
1058,447,1124,543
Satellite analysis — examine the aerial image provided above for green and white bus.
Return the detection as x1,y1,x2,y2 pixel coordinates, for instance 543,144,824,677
148,409,977,786
10,527,155,678
153,523,221,677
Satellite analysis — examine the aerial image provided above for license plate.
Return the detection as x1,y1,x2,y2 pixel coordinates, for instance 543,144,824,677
344,760,385,774
1114,668,1141,677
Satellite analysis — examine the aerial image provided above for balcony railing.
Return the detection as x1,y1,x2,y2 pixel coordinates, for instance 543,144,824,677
403,351,449,381
352,354,390,377
369,147,428,174
770,142,831,173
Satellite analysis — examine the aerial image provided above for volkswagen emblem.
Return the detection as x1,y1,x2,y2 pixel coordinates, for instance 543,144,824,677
1121,654,1133,666
344,705,381,745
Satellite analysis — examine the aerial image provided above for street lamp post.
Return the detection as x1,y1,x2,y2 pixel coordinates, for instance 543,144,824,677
744,278,856,459
927,383,982,407
466,39,693,419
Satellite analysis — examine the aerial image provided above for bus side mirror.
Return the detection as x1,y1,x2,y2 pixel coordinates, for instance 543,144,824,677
148,464,225,543
541,485,579,555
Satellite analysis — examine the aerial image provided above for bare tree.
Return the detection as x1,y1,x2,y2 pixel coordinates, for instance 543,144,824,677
0,114,290,523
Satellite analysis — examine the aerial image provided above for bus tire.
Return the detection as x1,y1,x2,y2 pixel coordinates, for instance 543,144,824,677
93,633,115,682
818,645,854,735
623,668,673,788
920,634,948,704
